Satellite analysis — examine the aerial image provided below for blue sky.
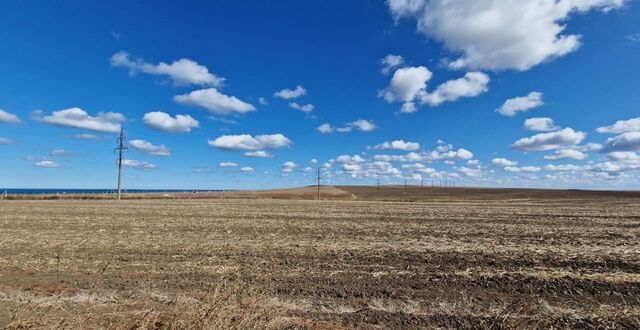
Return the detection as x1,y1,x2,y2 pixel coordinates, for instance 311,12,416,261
1,0,639,190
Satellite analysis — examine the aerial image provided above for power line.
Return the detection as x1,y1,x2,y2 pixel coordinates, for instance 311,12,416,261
114,128,128,200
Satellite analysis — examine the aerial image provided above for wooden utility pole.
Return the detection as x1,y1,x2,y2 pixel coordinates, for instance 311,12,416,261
317,168,320,201
377,178,380,195
115,128,127,200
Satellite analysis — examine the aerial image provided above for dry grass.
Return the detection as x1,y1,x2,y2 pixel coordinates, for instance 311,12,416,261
0,187,639,328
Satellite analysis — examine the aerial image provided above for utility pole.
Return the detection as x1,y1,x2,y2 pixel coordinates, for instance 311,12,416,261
377,178,380,195
421,179,424,190
115,127,127,200
404,179,407,192
317,167,320,201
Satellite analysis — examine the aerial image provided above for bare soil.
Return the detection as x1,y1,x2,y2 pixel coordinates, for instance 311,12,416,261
1,187,639,329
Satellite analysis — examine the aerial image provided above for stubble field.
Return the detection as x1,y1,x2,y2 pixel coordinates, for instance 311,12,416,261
1,186,639,329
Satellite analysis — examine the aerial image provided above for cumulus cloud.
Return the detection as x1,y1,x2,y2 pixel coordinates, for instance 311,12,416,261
497,92,544,117
240,166,254,172
0,109,21,124
129,139,171,156
208,134,292,151
492,158,518,167
143,111,199,133
504,166,541,173
380,66,489,112
427,148,473,161
524,117,559,132
317,120,376,133
174,88,255,115
544,149,587,160
374,140,420,151
458,166,484,178
244,150,274,158
274,85,306,99
544,164,584,171
281,161,296,173
603,132,640,152
607,151,639,162
288,102,314,113
596,117,640,134
350,119,377,132
379,66,432,103
110,51,224,87
420,72,490,106
387,0,627,71
512,128,586,151
0,137,13,145
33,108,125,133
122,159,157,171
380,54,405,74
317,123,334,134
219,162,238,168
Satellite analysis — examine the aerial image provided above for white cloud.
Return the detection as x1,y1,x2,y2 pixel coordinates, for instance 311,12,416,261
607,151,639,162
379,66,432,103
122,159,157,171
219,162,238,168
34,160,59,168
33,108,125,133
544,164,584,171
603,132,640,152
288,102,314,113
318,120,376,133
380,54,405,74
0,109,21,124
458,166,483,178
240,166,254,172
208,134,292,151
110,51,224,87
337,155,366,164
317,123,334,134
492,158,518,167
174,88,255,115
524,117,559,132
129,139,171,156
380,67,489,111
349,119,376,132
387,0,627,71
596,117,640,134
258,97,269,105
282,161,296,172
0,137,13,145
244,150,274,158
143,111,199,133
274,85,306,99
497,92,544,117
428,148,473,161
504,166,541,173
310,158,318,164
512,128,586,151
421,72,490,106
374,140,420,151
544,149,587,160
74,133,101,140
50,149,72,157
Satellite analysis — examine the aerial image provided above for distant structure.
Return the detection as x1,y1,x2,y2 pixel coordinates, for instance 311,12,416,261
114,128,128,200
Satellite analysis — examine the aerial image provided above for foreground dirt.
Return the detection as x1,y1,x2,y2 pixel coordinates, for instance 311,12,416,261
0,188,639,328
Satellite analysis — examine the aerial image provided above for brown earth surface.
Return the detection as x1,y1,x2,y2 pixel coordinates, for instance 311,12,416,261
1,186,639,328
